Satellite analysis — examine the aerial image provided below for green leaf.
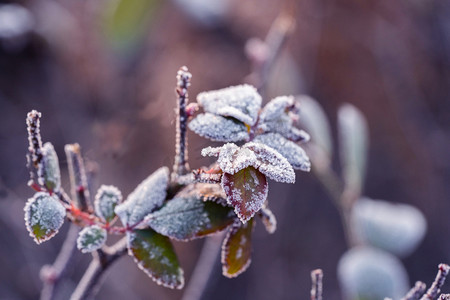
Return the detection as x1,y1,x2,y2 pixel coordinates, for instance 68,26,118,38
221,167,268,223
77,225,107,253
146,185,235,241
94,185,123,223
24,192,66,244
40,142,61,192
128,229,184,289
221,219,255,278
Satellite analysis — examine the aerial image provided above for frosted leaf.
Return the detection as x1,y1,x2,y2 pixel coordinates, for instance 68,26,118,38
127,229,184,289
259,205,277,234
259,96,296,122
243,142,295,183
197,84,262,126
115,167,169,226
146,185,235,241
338,246,409,300
338,103,368,192
24,192,66,244
202,143,255,175
94,185,123,223
77,225,107,253
221,219,254,278
254,133,311,171
189,113,249,142
196,182,229,207
221,167,268,223
352,198,427,257
39,142,61,192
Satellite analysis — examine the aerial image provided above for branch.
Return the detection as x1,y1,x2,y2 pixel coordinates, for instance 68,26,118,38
70,238,128,300
65,143,91,212
310,269,323,300
26,110,43,186
420,264,450,300
401,281,427,300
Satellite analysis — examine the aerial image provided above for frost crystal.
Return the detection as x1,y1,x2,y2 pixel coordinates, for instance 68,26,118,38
197,84,262,126
77,225,107,253
94,185,123,223
24,192,66,244
188,113,249,142
39,142,61,192
259,96,295,122
254,133,311,171
115,167,169,226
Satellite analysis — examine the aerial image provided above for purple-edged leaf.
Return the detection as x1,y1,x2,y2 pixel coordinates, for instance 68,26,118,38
77,225,107,253
94,185,122,223
188,113,249,142
221,219,255,278
146,186,235,241
128,229,184,289
259,205,277,234
221,167,268,223
24,192,66,244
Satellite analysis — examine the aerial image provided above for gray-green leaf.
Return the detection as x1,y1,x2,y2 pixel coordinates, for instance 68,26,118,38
77,225,107,253
39,142,61,192
188,113,249,142
94,185,123,223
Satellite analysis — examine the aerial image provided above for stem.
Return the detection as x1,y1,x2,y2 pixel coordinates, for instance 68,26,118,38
70,238,128,300
310,269,323,300
402,281,427,300
65,143,91,212
420,264,450,300
40,224,80,300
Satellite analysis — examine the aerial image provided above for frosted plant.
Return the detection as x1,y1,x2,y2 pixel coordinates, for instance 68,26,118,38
94,185,123,223
77,225,107,253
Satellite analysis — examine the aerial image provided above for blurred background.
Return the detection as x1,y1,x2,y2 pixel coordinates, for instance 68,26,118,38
0,0,449,299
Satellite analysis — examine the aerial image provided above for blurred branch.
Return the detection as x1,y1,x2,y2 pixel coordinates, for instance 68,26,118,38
65,144,91,212
401,281,427,300
310,269,323,300
420,264,450,300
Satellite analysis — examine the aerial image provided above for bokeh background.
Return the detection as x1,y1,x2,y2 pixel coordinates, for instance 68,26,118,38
0,0,449,299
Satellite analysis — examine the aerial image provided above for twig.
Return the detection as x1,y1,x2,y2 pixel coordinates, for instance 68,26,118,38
181,233,225,300
70,238,128,300
40,224,80,300
172,66,192,179
420,264,450,300
439,295,450,300
26,110,43,185
401,281,427,300
65,143,91,212
310,269,323,300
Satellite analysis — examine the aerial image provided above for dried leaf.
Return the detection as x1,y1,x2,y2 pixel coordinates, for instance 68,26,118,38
259,205,277,234
77,225,107,253
221,219,255,278
39,142,61,192
221,167,268,223
24,192,66,244
127,229,184,289
115,167,169,226
94,185,123,223
188,113,249,142
146,186,235,241
254,132,311,171
197,84,262,126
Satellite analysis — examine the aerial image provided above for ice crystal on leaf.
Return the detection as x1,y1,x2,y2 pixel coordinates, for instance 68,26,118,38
24,192,66,244
254,133,311,171
94,185,123,223
259,205,277,234
221,219,254,278
197,84,261,126
146,185,235,241
188,113,249,142
115,167,169,226
77,225,107,253
259,96,296,122
127,229,184,289
39,142,61,192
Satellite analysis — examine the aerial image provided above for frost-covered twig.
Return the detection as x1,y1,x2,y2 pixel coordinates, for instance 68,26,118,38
173,66,192,179
65,144,91,212
401,281,427,300
420,264,450,300
439,294,450,300
70,238,128,300
26,110,43,185
311,269,323,300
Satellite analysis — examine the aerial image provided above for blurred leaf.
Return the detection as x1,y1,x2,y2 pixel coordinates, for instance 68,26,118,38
337,103,369,193
221,166,268,223
221,219,254,278
40,142,61,192
94,185,122,223
146,186,235,241
128,229,184,289
77,225,107,253
24,192,66,244
259,205,277,234
188,113,249,142
115,167,169,226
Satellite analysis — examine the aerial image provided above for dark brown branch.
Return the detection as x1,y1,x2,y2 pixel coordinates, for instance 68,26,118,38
310,269,323,300
420,264,450,300
65,143,91,211
401,281,427,300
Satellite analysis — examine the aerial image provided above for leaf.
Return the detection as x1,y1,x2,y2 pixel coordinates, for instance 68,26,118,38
221,219,255,278
197,182,229,207
254,132,311,171
259,205,277,234
24,192,66,244
127,229,184,289
94,185,123,223
39,142,61,192
202,143,254,175
197,84,262,126
337,103,369,193
115,167,169,226
77,225,107,253
188,113,249,142
146,185,235,241
221,167,268,223
259,96,296,122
